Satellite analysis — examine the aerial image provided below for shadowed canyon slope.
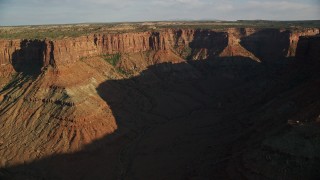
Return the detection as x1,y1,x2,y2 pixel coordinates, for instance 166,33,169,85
0,28,320,179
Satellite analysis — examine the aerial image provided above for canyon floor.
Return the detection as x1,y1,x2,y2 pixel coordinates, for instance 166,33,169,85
0,22,320,179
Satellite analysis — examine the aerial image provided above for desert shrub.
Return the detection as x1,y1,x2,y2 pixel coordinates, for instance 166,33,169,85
102,53,121,66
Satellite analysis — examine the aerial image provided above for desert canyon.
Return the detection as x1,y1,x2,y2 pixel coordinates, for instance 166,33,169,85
0,24,320,179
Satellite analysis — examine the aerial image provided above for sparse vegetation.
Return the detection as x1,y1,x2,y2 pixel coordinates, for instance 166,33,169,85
116,67,130,76
181,46,192,59
102,53,121,66
100,53,130,76
1,20,319,40
145,50,153,58
79,56,89,61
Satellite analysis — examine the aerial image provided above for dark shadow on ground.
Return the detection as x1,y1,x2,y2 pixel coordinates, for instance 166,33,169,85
1,54,320,179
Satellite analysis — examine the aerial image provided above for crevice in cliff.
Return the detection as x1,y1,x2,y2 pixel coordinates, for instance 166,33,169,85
49,41,56,68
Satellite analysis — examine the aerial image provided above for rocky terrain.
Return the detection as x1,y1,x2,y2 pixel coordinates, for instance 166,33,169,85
0,26,320,179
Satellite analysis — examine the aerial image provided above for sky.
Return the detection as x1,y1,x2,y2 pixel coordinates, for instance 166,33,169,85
0,0,319,26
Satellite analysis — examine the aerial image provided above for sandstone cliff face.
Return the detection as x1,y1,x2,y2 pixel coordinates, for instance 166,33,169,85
0,28,318,72
240,28,319,62
287,29,320,57
296,35,320,63
0,39,54,75
0,40,18,65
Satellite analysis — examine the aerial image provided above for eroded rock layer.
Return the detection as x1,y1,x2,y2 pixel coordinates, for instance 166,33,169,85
1,28,318,69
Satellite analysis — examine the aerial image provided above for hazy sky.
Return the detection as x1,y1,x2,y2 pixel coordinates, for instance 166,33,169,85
0,0,319,26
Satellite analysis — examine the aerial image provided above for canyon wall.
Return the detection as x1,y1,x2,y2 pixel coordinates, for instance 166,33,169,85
296,35,320,63
240,28,319,62
0,28,318,73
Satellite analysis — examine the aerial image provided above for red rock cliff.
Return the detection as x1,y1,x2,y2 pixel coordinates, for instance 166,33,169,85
0,28,318,73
